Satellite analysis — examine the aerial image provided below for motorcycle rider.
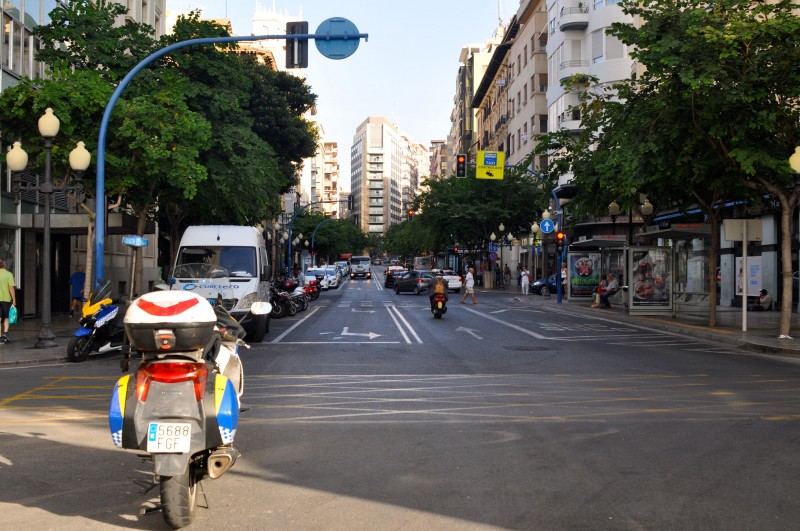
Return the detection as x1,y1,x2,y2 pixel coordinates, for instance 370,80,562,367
429,272,448,310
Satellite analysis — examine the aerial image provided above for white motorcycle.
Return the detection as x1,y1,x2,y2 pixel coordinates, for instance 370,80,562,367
110,289,270,529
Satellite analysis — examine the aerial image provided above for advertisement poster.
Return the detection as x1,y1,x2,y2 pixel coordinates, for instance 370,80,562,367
735,256,762,297
568,253,601,298
630,248,671,308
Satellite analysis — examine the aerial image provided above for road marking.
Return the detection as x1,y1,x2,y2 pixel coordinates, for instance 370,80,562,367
270,306,321,343
464,307,548,339
352,309,376,313
341,327,381,340
456,327,483,340
386,304,423,344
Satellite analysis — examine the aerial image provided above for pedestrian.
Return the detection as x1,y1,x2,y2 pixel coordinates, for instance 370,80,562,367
460,267,478,304
520,267,530,296
503,264,511,288
69,264,86,318
598,273,619,309
0,258,17,343
748,289,773,311
561,262,568,293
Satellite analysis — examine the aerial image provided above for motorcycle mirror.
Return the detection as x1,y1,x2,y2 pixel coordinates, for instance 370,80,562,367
250,301,272,315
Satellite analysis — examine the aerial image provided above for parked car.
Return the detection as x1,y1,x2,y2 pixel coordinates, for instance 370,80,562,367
305,267,330,290
531,274,558,296
384,265,406,288
336,261,351,277
325,265,343,289
394,270,435,295
432,269,462,293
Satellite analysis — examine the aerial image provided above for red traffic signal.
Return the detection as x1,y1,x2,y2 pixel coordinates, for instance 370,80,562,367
407,210,414,221
456,154,467,178
556,231,566,251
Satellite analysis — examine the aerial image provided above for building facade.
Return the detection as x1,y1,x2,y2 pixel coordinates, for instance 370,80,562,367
352,116,426,235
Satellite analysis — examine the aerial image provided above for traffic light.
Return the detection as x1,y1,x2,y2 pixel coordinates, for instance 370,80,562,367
456,154,467,178
285,21,309,68
407,210,414,221
555,231,566,252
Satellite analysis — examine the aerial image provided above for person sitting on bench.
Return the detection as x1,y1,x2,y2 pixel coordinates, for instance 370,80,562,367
748,289,772,311
598,273,619,309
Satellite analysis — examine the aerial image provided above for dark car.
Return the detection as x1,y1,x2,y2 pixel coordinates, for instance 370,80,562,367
384,265,406,288
394,270,435,295
531,274,558,296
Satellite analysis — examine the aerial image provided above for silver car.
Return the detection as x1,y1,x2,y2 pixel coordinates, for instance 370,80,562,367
325,265,342,289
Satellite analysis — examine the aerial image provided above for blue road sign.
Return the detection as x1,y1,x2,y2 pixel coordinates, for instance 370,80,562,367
540,219,555,234
315,18,360,59
488,242,499,252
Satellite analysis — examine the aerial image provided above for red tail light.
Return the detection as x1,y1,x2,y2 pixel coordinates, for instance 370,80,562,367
136,361,208,402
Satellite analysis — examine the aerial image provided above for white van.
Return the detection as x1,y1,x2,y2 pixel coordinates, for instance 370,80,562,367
170,225,271,342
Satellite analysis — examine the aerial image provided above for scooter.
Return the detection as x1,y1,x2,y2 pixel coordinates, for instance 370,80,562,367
109,290,270,529
431,293,448,319
67,280,127,362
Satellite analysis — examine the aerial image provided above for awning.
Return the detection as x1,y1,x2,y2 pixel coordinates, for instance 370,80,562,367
570,234,627,248
635,223,711,240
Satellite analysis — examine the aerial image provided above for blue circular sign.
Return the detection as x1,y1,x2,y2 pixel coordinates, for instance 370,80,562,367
540,219,555,234
315,18,360,60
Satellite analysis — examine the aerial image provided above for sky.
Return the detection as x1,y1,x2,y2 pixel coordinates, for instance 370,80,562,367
186,0,517,188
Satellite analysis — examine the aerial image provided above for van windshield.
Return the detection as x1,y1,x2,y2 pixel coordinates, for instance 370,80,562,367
176,246,257,278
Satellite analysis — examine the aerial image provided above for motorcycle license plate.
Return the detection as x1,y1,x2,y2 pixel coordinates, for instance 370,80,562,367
147,422,191,453
437,301,443,308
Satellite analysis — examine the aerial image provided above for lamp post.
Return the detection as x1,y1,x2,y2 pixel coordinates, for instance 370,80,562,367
608,200,620,234
6,109,90,348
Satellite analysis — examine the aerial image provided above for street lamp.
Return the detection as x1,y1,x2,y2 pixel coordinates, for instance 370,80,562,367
7,109,90,348
608,200,620,234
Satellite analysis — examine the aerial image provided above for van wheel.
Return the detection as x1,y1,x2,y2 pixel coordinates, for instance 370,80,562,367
247,314,267,343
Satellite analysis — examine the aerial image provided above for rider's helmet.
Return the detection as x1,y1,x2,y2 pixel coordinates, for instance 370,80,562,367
435,272,444,280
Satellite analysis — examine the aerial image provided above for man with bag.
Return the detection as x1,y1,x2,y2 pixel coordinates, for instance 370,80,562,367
0,258,17,343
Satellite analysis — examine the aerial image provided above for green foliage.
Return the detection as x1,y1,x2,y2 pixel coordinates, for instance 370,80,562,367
289,212,368,263
33,0,157,82
405,159,556,258
241,55,319,193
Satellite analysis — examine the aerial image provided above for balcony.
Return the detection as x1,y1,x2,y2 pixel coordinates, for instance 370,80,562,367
557,109,582,133
559,4,589,31
559,60,589,82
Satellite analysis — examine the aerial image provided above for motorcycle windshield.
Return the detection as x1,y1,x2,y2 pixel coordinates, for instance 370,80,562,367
89,280,113,305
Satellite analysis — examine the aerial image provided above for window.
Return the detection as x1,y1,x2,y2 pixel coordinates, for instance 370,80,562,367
523,45,528,66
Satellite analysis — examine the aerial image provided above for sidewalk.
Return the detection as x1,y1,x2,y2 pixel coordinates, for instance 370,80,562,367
0,313,77,366
3,293,800,366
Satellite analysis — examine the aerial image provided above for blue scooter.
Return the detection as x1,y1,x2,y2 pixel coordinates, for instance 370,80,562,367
67,280,128,362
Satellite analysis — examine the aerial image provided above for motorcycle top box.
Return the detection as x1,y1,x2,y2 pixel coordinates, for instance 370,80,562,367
124,291,216,354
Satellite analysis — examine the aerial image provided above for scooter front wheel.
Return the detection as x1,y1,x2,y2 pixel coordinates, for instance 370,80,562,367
67,335,94,363
160,466,198,529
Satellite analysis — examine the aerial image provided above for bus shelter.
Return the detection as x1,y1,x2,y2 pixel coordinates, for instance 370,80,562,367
564,223,712,317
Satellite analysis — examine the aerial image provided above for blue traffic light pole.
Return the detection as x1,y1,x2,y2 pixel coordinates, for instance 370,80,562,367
93,25,367,286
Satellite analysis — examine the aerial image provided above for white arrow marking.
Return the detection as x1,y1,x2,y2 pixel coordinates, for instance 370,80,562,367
456,327,483,340
352,308,376,313
341,327,382,340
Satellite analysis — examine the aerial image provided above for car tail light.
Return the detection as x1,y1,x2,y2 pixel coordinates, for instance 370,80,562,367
136,361,208,402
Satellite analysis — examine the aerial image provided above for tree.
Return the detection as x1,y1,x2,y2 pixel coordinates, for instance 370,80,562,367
609,0,800,333
413,158,556,262
157,13,285,263
242,56,319,193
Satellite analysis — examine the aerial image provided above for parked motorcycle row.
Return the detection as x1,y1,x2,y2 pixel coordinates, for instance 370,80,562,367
268,276,321,319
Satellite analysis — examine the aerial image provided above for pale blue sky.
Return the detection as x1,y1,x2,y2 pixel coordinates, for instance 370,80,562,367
194,1,515,185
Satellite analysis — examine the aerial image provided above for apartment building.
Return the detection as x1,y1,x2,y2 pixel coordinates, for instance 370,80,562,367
309,140,342,217
546,0,633,184
351,116,425,235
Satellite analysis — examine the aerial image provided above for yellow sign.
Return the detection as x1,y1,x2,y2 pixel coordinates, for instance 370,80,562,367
475,151,505,180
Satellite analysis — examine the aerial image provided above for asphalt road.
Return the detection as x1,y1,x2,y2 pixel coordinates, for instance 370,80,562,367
2,267,800,530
